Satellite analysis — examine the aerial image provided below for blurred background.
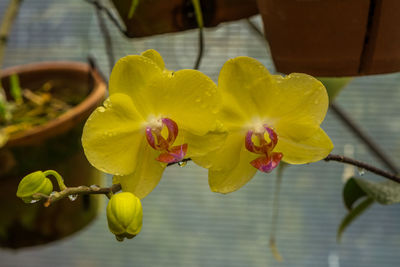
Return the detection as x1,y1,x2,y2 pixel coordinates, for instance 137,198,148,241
0,0,400,266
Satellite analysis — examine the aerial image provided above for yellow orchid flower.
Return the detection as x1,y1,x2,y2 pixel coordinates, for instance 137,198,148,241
82,49,225,198
198,56,334,194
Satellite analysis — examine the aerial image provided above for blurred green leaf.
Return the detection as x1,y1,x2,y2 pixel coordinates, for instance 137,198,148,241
0,129,8,147
0,86,10,122
128,0,139,19
318,77,352,102
354,178,400,205
10,73,22,104
337,197,374,241
191,0,204,29
343,177,367,210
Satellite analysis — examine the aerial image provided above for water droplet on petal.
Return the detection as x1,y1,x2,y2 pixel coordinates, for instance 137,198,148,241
97,107,106,113
105,132,115,138
103,99,112,108
30,199,39,203
90,184,101,191
205,91,212,96
195,97,201,103
68,194,78,201
178,161,187,167
357,167,365,176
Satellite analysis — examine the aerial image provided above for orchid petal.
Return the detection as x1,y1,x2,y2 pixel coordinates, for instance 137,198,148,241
149,69,220,136
113,137,167,199
141,49,165,70
108,55,163,116
267,73,329,126
208,142,259,194
217,56,274,128
275,127,333,164
82,94,145,175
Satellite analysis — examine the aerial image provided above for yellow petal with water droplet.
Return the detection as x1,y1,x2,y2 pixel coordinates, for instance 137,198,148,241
109,55,163,117
141,49,165,70
149,69,221,136
82,93,146,175
217,56,274,129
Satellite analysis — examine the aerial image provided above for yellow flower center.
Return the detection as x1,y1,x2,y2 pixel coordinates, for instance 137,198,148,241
145,117,187,163
245,125,283,172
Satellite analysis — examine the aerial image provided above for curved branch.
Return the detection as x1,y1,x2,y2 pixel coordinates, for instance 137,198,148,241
35,183,122,207
324,154,400,183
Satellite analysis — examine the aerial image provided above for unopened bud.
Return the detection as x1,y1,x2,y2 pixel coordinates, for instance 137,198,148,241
16,171,53,203
106,192,143,241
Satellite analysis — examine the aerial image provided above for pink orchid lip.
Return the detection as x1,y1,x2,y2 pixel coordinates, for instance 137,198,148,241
145,118,188,164
245,125,282,173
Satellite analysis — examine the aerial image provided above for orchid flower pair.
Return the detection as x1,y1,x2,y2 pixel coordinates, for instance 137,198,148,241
82,50,333,198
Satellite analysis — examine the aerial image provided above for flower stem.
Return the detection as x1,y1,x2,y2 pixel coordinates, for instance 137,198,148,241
38,153,400,207
191,0,204,70
324,154,400,183
330,103,399,173
269,163,285,261
43,170,67,191
36,183,122,207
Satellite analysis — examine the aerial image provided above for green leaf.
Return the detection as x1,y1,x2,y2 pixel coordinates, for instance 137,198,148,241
128,0,139,19
354,178,400,205
0,86,10,122
9,73,23,104
191,0,204,29
343,177,367,210
337,197,374,241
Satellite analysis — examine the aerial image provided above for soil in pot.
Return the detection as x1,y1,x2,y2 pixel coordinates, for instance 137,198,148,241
0,61,106,249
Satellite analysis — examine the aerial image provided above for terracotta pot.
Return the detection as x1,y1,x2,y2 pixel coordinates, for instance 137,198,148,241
111,0,258,37
0,62,106,249
257,0,400,76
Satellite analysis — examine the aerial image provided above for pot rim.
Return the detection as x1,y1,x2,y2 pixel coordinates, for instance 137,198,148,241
1,61,107,147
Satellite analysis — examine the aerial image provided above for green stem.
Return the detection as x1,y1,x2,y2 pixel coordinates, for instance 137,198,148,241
43,170,66,191
191,0,204,70
269,163,285,261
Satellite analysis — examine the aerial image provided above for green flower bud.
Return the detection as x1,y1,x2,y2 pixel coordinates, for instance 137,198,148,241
16,171,53,203
106,192,143,241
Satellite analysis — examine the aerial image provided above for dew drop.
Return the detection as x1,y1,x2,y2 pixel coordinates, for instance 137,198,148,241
195,97,201,103
68,194,78,201
357,167,365,176
30,199,39,203
178,161,187,167
104,99,112,108
97,107,106,113
105,132,115,137
90,184,101,191
205,91,212,96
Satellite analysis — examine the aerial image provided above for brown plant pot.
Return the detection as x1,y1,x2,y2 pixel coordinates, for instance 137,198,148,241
111,0,259,37
257,0,400,76
0,62,106,249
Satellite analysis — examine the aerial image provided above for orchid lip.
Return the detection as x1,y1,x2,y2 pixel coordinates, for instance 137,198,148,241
245,125,282,173
145,117,188,163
